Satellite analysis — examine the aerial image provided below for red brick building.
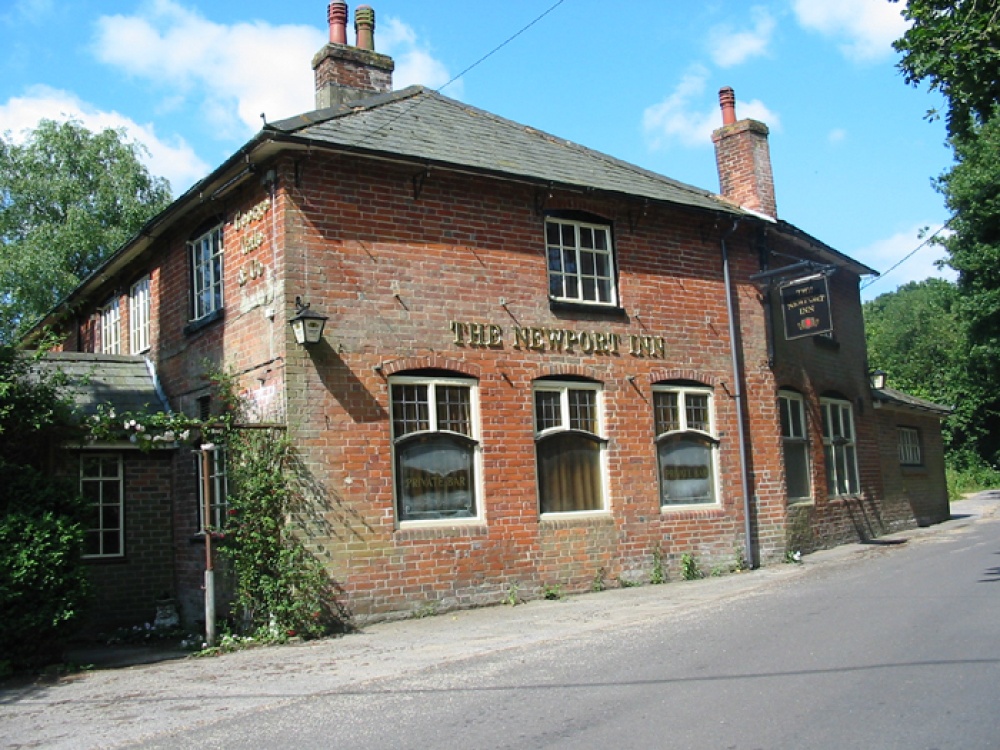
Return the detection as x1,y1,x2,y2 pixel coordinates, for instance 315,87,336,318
32,3,950,628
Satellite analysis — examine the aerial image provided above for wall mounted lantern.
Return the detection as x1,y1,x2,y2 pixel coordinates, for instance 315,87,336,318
289,296,328,346
869,369,887,390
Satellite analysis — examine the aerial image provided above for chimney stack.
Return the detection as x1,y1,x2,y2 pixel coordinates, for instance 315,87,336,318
313,3,394,109
711,87,777,219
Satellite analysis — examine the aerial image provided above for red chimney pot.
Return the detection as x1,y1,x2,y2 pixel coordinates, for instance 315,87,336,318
328,2,348,45
719,87,737,126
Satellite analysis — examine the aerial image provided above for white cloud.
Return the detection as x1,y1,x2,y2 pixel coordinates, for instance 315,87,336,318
643,66,781,150
708,7,776,68
92,1,325,139
0,85,209,193
828,128,847,144
380,17,460,95
91,3,458,143
791,0,909,62
855,223,956,301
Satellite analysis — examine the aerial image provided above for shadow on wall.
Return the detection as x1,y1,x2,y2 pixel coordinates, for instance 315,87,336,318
845,488,888,542
310,339,386,424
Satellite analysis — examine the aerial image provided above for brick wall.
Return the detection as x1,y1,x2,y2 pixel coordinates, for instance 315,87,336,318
76,450,176,632
876,409,949,528
280,152,786,618
47,144,948,624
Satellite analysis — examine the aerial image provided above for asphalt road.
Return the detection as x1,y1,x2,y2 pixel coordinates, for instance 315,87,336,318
4,493,999,749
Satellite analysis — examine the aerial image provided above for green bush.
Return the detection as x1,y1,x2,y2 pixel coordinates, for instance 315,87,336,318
222,425,345,640
0,468,89,668
0,345,90,669
946,458,1000,500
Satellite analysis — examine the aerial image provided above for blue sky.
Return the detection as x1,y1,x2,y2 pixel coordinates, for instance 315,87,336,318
0,0,953,300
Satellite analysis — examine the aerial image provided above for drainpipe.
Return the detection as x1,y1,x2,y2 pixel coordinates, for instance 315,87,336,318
721,220,757,569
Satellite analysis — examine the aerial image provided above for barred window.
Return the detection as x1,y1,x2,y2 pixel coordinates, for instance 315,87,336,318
898,427,922,466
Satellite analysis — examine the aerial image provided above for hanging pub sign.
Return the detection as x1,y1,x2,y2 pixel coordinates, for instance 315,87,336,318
779,274,833,340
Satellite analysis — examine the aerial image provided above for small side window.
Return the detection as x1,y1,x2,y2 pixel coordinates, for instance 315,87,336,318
898,427,922,466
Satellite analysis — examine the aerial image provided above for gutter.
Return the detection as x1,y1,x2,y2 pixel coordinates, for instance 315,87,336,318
721,220,757,569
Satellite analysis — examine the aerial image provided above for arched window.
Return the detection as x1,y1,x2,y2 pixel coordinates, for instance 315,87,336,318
390,374,480,523
534,379,607,514
653,383,719,506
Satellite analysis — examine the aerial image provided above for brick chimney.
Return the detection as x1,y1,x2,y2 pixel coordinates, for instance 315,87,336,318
711,87,777,219
312,2,394,109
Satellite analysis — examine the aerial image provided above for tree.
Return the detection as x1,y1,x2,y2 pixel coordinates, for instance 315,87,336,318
863,278,963,405
891,0,1000,140
935,114,1000,466
891,0,1000,470
0,120,171,344
0,344,90,671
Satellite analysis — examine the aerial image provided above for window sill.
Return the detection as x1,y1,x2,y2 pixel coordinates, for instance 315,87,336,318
395,521,488,540
184,308,224,336
539,511,613,526
548,299,628,320
661,502,723,513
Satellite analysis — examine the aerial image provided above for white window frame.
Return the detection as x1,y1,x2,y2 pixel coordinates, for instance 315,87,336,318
389,375,482,526
100,298,121,355
653,384,720,507
545,216,618,306
533,380,608,516
820,397,860,496
129,275,151,354
898,426,923,466
81,453,124,559
196,446,229,532
190,226,224,321
779,390,811,502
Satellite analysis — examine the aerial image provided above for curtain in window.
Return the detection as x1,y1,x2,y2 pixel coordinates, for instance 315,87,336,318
537,432,603,513
658,435,715,505
396,434,476,521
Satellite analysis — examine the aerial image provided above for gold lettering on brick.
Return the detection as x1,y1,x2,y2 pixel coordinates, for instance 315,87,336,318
449,322,663,358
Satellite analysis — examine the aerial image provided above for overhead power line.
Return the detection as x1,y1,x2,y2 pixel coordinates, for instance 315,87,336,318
860,219,954,291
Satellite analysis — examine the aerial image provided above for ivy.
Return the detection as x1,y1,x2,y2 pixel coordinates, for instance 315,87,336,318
85,369,348,641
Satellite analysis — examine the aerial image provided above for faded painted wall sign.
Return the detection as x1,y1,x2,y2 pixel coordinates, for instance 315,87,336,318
233,199,271,287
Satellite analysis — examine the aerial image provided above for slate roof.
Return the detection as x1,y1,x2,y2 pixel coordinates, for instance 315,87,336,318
34,352,169,420
25,83,875,342
268,86,744,217
873,386,952,416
